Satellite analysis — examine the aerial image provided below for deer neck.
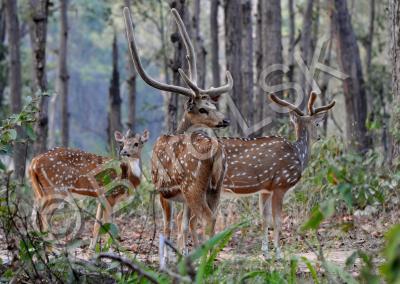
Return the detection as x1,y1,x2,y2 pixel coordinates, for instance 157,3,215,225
176,113,210,134
176,115,192,134
294,123,311,170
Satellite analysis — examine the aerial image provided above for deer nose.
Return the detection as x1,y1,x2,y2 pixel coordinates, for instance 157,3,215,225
120,150,130,157
222,119,230,127
216,119,230,128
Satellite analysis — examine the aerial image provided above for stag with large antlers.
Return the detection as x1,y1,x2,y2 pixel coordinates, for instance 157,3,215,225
175,92,335,259
123,7,232,257
29,129,149,249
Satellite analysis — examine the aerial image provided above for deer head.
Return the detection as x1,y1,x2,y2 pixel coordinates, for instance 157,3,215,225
114,129,150,159
270,91,336,141
123,8,232,133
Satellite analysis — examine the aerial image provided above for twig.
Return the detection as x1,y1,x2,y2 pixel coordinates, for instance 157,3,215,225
97,252,159,284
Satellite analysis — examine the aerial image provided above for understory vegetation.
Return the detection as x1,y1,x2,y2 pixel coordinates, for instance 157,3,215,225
0,97,399,283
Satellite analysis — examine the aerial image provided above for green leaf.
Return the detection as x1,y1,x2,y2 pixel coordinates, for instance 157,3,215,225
300,257,319,284
8,129,17,140
301,199,335,232
99,223,119,238
337,183,353,208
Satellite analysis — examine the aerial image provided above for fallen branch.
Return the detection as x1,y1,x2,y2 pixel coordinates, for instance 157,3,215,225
97,252,159,284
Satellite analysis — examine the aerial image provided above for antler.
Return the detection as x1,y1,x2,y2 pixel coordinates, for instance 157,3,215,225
123,7,233,98
269,94,304,116
269,91,336,116
306,91,336,115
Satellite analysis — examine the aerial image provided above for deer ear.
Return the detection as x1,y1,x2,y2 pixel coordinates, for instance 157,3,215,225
313,111,328,125
210,95,221,102
114,131,124,142
289,112,300,124
186,98,195,112
141,129,150,143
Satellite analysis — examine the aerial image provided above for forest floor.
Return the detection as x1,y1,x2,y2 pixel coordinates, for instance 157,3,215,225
0,197,398,277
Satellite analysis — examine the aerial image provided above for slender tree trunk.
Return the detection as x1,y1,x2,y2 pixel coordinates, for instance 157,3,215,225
192,0,206,89
300,0,314,104
0,3,7,109
29,0,49,155
241,0,253,125
253,0,263,137
210,0,220,88
331,0,370,153
389,0,400,165
5,0,25,180
366,0,375,73
108,32,122,148
124,0,136,132
166,0,189,133
58,0,69,147
224,0,243,135
365,0,376,119
261,0,283,132
287,0,295,84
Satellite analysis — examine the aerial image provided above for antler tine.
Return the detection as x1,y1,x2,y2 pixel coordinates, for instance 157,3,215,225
313,101,336,114
123,7,194,98
178,68,201,94
307,91,318,115
202,71,234,97
171,8,197,83
269,94,304,116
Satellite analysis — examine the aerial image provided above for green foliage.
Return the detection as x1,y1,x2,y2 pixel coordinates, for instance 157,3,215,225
0,95,39,154
290,136,395,217
380,224,400,283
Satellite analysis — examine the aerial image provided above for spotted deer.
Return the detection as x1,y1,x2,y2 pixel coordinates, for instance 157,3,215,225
123,7,231,257
29,129,149,249
175,91,335,258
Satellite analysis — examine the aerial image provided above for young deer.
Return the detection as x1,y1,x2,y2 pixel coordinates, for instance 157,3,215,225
177,92,335,259
29,129,149,249
123,7,231,257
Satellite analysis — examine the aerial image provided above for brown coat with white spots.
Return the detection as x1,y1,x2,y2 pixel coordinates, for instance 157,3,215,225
29,129,149,249
152,132,226,240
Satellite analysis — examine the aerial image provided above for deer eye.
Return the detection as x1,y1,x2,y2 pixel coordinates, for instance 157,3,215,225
316,123,320,127
199,108,208,114
134,143,139,147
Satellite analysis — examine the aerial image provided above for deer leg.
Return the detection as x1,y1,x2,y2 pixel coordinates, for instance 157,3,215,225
184,190,215,241
159,195,173,265
90,202,103,250
259,192,272,259
189,212,199,247
272,190,284,259
178,205,190,255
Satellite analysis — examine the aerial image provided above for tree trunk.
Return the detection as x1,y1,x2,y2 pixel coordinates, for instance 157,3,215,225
300,0,314,104
192,0,206,89
108,32,122,148
261,0,283,132
287,0,295,84
210,0,220,88
389,0,400,165
224,0,243,135
253,0,263,137
29,0,49,155
241,0,253,125
365,0,376,117
331,0,370,153
166,0,190,133
5,0,25,180
0,3,7,109
58,0,69,147
124,0,136,132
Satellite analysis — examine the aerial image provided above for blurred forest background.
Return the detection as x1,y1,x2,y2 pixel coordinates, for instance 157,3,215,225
1,0,398,170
